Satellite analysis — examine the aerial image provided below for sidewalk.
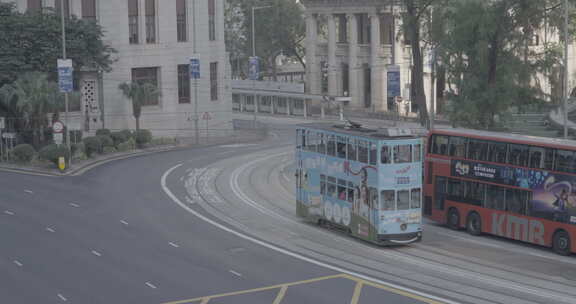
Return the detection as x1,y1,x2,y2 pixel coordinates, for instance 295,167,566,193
0,129,266,177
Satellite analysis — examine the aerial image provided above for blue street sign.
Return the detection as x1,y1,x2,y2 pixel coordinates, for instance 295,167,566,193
387,66,401,98
249,56,260,80
58,59,73,93
189,57,200,79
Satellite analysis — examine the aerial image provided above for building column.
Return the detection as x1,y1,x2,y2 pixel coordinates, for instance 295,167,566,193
370,13,387,112
347,13,360,109
305,14,319,95
327,14,338,98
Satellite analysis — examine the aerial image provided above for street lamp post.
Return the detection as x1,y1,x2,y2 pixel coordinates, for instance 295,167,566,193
563,0,569,139
60,2,71,167
250,5,272,122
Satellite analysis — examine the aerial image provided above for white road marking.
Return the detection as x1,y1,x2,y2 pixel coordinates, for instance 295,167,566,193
57,294,67,301
13,260,23,267
161,164,459,304
229,270,243,277
4,210,14,216
24,190,34,194
120,220,129,226
46,227,56,233
435,231,504,249
69,203,80,208
169,242,180,248
91,250,102,257
145,282,157,289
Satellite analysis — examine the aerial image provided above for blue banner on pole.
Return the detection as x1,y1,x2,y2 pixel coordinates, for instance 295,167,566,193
387,66,401,98
249,56,260,80
57,59,73,93
190,57,200,79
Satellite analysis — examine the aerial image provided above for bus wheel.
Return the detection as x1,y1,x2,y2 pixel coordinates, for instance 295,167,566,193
447,208,460,230
466,212,482,236
553,231,571,256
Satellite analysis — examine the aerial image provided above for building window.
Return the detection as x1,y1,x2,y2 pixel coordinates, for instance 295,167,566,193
380,13,394,45
145,0,156,43
176,0,187,42
82,0,97,20
55,0,70,18
132,67,159,106
128,0,139,44
210,62,218,101
357,14,370,44
208,0,216,41
27,0,42,13
178,64,191,104
337,14,347,43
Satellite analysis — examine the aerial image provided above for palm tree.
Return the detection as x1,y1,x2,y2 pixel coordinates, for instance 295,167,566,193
118,82,160,131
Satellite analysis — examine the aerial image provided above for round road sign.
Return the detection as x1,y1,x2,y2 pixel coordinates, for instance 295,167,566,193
53,121,65,133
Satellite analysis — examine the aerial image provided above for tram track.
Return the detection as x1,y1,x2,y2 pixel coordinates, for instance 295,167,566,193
175,147,576,304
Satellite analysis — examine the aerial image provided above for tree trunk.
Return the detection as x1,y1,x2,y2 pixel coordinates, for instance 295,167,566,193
135,116,140,131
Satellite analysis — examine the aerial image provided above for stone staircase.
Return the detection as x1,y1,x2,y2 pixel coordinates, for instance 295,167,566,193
507,113,561,138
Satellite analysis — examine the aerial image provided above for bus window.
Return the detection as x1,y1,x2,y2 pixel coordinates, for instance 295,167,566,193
488,141,508,163
555,149,575,173
381,190,395,210
327,176,337,198
327,135,336,156
528,146,545,169
394,145,412,163
448,136,467,158
485,185,505,211
369,143,377,165
347,181,355,203
434,177,446,210
544,148,555,170
507,189,527,215
358,140,368,163
431,135,449,155
337,136,347,159
347,138,357,161
468,139,489,161
381,146,391,164
508,144,529,167
317,133,326,154
411,188,421,209
320,175,326,195
413,144,422,162
398,190,410,210
447,179,464,199
465,182,484,206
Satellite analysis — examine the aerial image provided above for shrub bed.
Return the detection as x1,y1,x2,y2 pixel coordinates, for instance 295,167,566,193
12,144,35,163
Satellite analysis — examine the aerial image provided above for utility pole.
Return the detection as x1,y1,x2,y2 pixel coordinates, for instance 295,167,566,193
251,6,272,123
193,0,199,145
563,0,569,139
430,48,436,131
60,2,71,166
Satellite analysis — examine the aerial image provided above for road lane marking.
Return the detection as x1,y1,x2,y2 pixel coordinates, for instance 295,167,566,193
91,250,102,257
272,285,288,304
161,164,453,304
57,294,67,301
24,190,34,194
120,220,129,226
145,282,158,289
4,210,14,216
350,281,363,304
46,227,56,233
69,203,80,208
169,242,180,248
229,270,242,277
13,260,23,267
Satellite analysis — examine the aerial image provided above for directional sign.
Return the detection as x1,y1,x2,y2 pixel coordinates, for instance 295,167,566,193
58,59,73,93
189,56,200,79
202,112,212,120
249,56,260,80
52,121,65,134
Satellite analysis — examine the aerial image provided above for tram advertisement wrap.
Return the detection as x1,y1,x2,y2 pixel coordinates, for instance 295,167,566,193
452,160,576,224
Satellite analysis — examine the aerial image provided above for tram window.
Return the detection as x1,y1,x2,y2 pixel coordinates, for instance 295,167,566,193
467,139,489,161
397,190,410,210
413,144,422,162
327,135,336,156
431,135,449,155
347,138,357,161
320,175,326,195
304,131,313,152
347,182,354,203
487,141,508,163
327,180,336,198
555,149,575,173
337,136,347,159
544,148,555,170
394,145,412,163
528,146,545,169
507,189,527,215
508,144,529,167
448,136,467,158
337,179,347,200
310,132,318,153
358,140,369,163
485,185,505,210
369,143,377,165
317,133,326,154
381,190,395,210
381,146,391,164
411,188,421,209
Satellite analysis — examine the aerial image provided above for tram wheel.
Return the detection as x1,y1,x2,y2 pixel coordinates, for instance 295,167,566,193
447,208,460,230
553,231,571,256
466,212,482,236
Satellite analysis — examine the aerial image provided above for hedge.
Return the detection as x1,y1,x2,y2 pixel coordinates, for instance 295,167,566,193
12,144,35,163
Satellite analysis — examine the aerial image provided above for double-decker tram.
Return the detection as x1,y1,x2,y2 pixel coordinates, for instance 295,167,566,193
295,123,423,245
424,128,576,255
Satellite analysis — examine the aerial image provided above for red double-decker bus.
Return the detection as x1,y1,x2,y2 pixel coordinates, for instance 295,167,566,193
423,128,576,255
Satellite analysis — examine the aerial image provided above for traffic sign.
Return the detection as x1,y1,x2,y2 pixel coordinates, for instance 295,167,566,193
189,56,200,79
202,112,212,120
249,56,260,80
52,121,65,133
58,59,73,93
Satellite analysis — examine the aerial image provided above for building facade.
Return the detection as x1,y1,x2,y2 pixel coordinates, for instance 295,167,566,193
301,0,433,115
7,0,231,137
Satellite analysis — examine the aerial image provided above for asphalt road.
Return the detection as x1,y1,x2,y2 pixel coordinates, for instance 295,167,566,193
0,122,436,303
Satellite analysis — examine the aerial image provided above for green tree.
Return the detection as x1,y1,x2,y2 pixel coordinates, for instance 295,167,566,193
0,2,115,88
118,82,160,131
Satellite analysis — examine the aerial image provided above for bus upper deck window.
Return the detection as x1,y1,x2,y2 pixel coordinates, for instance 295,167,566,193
555,150,575,173
528,146,545,169
381,190,395,211
381,146,391,164
431,135,449,155
448,137,467,158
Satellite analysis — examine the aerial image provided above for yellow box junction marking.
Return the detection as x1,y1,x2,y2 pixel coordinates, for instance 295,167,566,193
163,273,447,304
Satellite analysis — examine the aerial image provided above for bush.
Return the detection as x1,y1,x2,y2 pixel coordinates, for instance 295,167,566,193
103,146,117,154
69,130,83,144
38,144,68,165
71,142,85,155
110,131,129,147
95,129,111,137
151,137,177,146
135,129,152,146
117,138,136,152
97,135,114,148
121,129,135,140
12,144,36,163
83,136,102,157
